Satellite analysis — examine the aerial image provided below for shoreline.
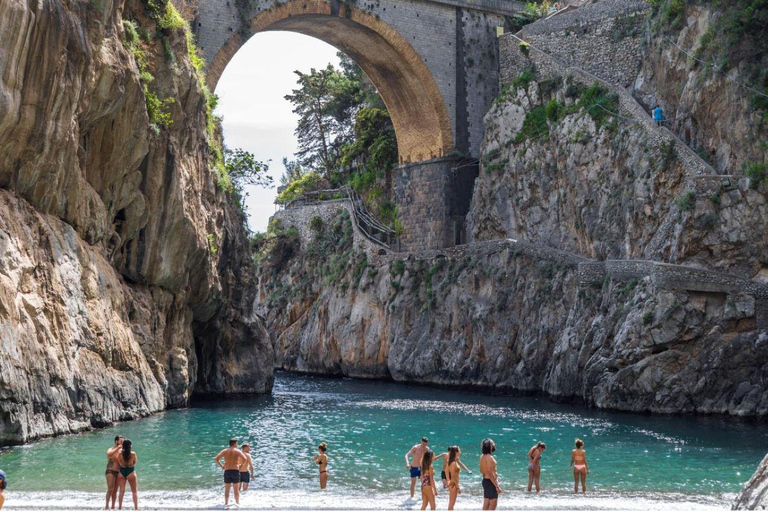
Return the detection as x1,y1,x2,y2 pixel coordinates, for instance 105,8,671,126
0,488,733,511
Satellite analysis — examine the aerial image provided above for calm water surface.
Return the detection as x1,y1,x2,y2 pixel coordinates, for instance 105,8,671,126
0,372,765,509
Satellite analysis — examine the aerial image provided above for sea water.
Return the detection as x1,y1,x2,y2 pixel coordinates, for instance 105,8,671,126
0,372,765,510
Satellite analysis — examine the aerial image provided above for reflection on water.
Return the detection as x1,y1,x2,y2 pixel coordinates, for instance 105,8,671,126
0,372,765,509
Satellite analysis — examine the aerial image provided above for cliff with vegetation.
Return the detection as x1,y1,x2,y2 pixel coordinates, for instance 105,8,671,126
258,0,768,418
0,0,273,445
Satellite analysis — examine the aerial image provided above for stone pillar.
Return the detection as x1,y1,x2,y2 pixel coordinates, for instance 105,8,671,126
394,157,457,251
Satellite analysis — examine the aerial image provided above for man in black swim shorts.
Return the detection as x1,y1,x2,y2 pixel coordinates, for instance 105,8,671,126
480,438,501,510
215,439,246,507
239,443,254,492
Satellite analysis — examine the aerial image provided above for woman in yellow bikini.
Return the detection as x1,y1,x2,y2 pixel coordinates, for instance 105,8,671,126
569,439,589,493
116,439,138,510
313,442,328,489
446,446,466,511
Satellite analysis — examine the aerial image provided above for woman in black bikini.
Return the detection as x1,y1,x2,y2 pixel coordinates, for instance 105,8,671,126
105,436,123,510
420,450,437,510
527,441,546,493
116,439,138,510
313,442,328,489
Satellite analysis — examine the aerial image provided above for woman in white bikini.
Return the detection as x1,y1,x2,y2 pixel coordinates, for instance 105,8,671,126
569,439,589,493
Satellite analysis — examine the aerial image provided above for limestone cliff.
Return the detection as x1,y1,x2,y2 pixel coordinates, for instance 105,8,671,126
257,0,768,417
257,206,768,415
0,0,273,445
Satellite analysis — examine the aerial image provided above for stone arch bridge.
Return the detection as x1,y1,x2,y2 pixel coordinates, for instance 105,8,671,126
193,0,523,250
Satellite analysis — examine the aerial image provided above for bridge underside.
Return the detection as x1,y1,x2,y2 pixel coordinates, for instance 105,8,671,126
195,0,518,249
205,2,453,164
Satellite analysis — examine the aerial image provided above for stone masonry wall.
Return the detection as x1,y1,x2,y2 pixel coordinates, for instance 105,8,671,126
394,158,455,251
272,200,386,259
516,0,648,88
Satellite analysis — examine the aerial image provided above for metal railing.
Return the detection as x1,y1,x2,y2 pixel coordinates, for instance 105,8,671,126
343,186,397,250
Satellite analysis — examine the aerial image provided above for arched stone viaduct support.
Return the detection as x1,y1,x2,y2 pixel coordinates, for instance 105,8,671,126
193,0,523,249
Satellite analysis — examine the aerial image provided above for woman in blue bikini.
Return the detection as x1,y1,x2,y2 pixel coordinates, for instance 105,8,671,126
116,439,138,510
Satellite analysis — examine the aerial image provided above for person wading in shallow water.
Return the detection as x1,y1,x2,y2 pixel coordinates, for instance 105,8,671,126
0,468,6,510
106,435,123,510
239,443,254,493
569,439,589,493
420,450,438,510
116,439,138,510
215,439,246,507
313,442,329,489
434,447,472,489
445,445,467,511
527,441,546,493
405,437,430,500
480,439,501,510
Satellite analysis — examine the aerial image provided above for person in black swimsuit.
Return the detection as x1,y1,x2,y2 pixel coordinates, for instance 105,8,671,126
313,442,328,489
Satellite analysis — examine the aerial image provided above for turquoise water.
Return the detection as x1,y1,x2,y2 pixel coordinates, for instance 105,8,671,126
0,372,765,509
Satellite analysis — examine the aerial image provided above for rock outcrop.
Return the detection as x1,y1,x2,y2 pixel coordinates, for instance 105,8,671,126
0,0,273,445
257,207,768,415
734,452,768,509
257,1,768,417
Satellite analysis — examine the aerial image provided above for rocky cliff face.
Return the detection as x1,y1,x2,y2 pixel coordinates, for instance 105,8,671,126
256,1,768,418
257,207,768,415
0,0,273,445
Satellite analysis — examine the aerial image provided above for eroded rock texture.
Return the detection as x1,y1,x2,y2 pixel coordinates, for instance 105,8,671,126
0,0,273,444
257,208,768,416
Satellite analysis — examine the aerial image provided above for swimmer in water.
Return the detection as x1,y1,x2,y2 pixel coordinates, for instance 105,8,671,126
313,442,328,489
569,438,589,493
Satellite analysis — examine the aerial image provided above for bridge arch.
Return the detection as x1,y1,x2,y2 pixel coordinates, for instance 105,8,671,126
206,1,453,163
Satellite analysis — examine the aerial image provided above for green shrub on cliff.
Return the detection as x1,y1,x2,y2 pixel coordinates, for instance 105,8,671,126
145,89,175,128
276,172,322,203
158,2,186,31
745,161,768,189
676,190,697,212
514,106,549,143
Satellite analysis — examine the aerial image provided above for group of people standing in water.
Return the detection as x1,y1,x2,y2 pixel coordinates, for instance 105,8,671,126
99,435,588,510
403,437,589,510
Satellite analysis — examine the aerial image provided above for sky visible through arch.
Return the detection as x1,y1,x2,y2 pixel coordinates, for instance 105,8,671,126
215,32,341,232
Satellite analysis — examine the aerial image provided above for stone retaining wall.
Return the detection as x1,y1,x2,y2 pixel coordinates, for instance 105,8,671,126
518,0,649,88
578,259,768,300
